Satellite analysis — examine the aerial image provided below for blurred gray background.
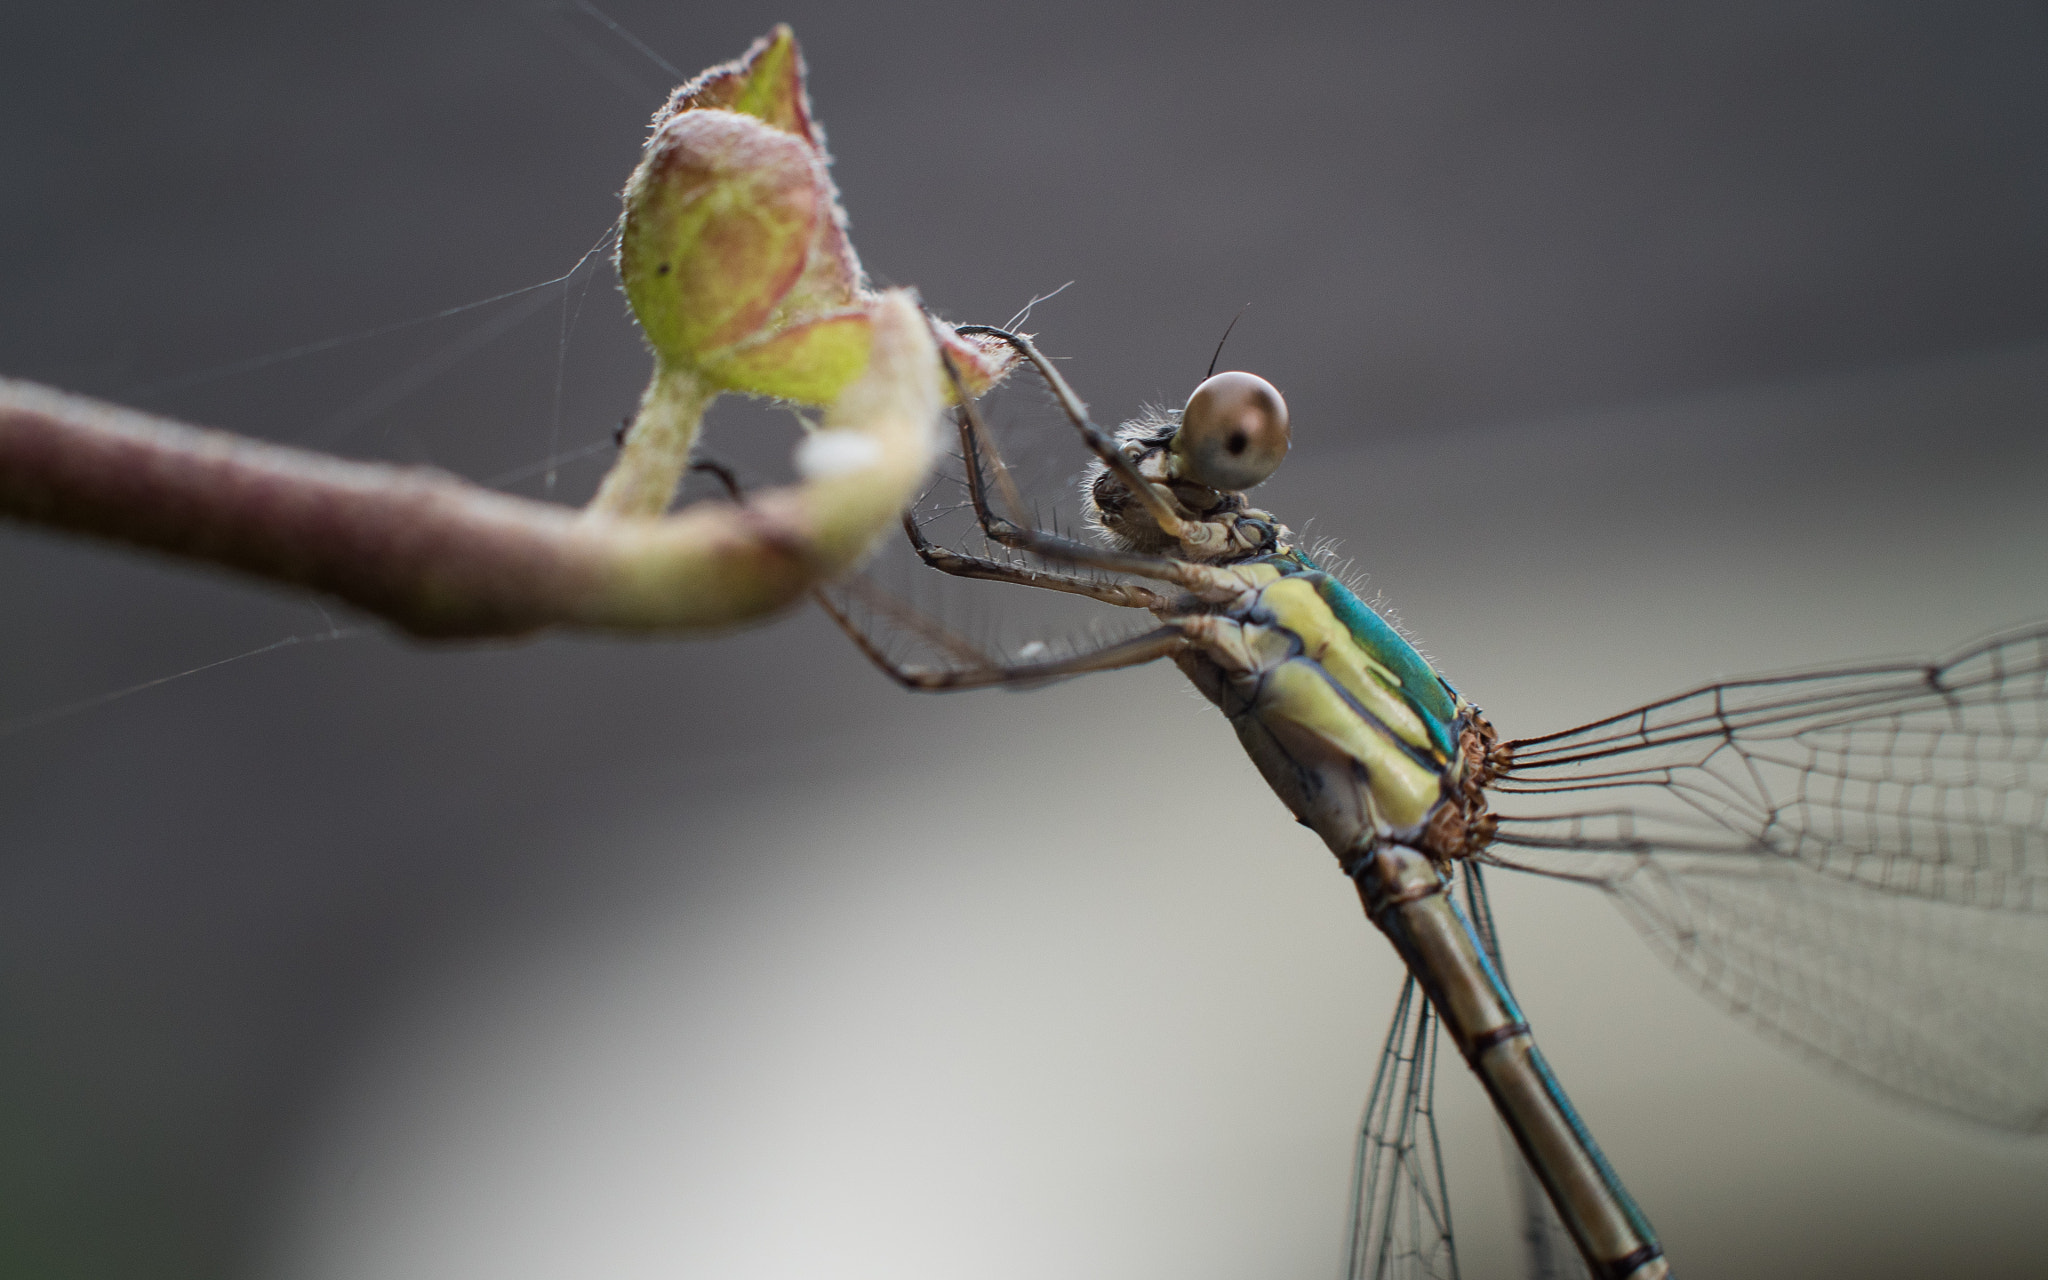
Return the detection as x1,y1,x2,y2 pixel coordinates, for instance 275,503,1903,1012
5,2,2048,1278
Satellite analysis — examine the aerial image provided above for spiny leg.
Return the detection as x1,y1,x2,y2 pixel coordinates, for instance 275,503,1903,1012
818,579,1190,691
818,569,1002,673
954,324,1190,540
690,456,1138,607
677,460,1111,671
903,512,1166,608
933,341,1208,591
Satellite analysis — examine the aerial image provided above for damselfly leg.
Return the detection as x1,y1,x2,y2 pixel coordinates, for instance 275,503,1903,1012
818,325,1209,691
901,513,1165,608
930,328,1215,590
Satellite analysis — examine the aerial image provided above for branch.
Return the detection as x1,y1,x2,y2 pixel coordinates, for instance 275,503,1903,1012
0,291,943,639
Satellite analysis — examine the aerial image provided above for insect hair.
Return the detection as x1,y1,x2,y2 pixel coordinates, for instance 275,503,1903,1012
1299,527,1435,665
1076,405,1181,543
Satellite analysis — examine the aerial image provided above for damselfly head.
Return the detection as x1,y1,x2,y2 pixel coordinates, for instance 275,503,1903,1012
1169,371,1290,491
1084,401,1290,562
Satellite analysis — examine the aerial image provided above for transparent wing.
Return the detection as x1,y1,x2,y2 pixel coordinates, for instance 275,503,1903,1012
1505,1151,1591,1280
1485,624,2048,1130
1347,976,1460,1280
1497,623,2048,910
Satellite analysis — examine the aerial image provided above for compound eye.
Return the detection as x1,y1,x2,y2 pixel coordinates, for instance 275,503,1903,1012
1171,370,1290,491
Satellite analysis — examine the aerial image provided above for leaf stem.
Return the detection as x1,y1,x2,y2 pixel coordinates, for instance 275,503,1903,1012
585,361,716,519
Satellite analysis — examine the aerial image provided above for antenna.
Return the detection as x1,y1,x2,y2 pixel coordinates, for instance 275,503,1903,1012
1206,304,1252,380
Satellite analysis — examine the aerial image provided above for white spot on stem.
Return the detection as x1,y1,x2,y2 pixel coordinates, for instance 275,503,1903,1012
795,431,882,479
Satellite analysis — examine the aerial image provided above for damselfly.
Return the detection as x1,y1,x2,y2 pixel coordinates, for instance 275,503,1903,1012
819,325,2048,1279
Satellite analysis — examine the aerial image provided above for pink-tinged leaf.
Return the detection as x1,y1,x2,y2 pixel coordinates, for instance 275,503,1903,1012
763,210,865,331
619,112,822,363
936,327,1021,400
652,25,819,150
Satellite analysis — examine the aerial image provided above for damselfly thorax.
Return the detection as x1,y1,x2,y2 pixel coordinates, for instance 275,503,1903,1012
1074,369,1507,870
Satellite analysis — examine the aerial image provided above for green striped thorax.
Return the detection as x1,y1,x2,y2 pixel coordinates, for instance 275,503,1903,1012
1087,372,1498,863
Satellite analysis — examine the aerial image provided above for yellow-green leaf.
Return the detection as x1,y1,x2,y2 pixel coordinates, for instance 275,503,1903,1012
619,112,821,364
701,310,874,404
